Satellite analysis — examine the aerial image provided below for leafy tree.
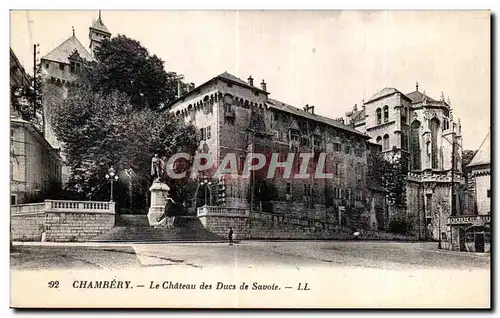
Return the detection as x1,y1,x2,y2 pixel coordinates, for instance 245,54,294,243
47,34,200,211
367,149,408,207
462,149,476,172
90,35,187,111
11,67,44,132
50,75,198,209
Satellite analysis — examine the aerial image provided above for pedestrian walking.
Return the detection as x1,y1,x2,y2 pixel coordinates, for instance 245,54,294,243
228,227,234,246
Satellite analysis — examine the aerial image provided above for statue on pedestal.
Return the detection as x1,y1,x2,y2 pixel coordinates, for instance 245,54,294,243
151,153,161,182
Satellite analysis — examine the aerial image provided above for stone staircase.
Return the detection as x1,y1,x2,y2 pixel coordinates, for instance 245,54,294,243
91,214,223,242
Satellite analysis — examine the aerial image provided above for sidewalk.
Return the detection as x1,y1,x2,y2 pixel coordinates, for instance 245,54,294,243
11,240,236,248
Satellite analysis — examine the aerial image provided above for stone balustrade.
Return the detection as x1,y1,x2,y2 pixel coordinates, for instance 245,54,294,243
45,200,115,213
447,215,491,225
11,200,115,242
197,205,250,217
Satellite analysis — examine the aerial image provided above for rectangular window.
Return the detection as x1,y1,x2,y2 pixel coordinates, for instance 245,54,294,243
45,63,49,69
291,133,299,141
345,145,351,155
274,113,280,122
11,195,16,205
487,189,491,198
286,183,291,194
239,156,246,173
200,128,206,141
313,138,321,148
207,126,211,139
333,143,341,152
59,63,65,71
70,61,81,73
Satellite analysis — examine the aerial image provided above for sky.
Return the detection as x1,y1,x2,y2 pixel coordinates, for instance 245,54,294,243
10,10,490,150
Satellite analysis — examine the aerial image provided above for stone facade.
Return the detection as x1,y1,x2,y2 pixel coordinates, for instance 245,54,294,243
345,85,464,240
165,72,383,229
10,200,115,242
10,118,62,204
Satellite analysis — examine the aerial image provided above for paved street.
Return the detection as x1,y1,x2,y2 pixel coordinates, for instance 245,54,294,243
11,241,490,271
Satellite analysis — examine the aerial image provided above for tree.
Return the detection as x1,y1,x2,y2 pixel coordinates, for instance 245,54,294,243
367,150,408,208
460,149,477,214
11,67,44,133
462,150,476,172
90,35,187,111
47,34,200,210
50,76,198,209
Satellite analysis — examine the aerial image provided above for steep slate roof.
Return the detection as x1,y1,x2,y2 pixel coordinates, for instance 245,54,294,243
217,72,269,94
468,131,490,168
42,35,94,64
366,87,405,103
266,98,369,138
406,90,437,104
349,108,365,124
90,17,110,34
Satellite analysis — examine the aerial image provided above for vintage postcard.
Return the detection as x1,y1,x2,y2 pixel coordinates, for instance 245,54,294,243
9,10,491,308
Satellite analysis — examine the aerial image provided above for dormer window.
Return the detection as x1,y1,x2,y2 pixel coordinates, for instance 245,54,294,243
69,50,83,74
70,61,81,74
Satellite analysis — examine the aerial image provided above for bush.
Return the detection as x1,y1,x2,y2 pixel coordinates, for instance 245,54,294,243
389,214,411,234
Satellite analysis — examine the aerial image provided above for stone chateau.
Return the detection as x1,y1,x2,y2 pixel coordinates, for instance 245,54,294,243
163,73,386,230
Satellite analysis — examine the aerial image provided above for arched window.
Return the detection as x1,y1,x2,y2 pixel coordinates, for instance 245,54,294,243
410,120,421,170
376,136,382,145
430,118,440,169
443,119,449,131
383,106,389,123
376,108,382,125
383,134,390,150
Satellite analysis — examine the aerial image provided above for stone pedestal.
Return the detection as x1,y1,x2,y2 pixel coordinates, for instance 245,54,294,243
147,182,170,227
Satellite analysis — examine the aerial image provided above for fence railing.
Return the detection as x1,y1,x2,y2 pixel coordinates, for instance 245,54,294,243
448,215,491,225
197,205,250,217
11,200,115,215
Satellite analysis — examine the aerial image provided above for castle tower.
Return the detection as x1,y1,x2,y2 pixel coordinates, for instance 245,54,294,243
89,10,111,58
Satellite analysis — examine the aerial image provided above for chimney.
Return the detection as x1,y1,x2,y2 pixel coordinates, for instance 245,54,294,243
353,104,357,111
189,82,195,92
310,105,314,114
260,79,267,92
248,75,254,87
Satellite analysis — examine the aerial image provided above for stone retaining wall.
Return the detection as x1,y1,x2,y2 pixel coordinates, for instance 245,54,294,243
10,200,115,242
198,206,417,241
10,203,46,241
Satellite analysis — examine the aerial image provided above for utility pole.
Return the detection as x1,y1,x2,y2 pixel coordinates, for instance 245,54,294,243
32,43,37,120
451,123,456,216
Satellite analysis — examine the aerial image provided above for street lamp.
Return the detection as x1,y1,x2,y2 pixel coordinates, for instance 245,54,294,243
200,179,212,206
105,166,119,202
